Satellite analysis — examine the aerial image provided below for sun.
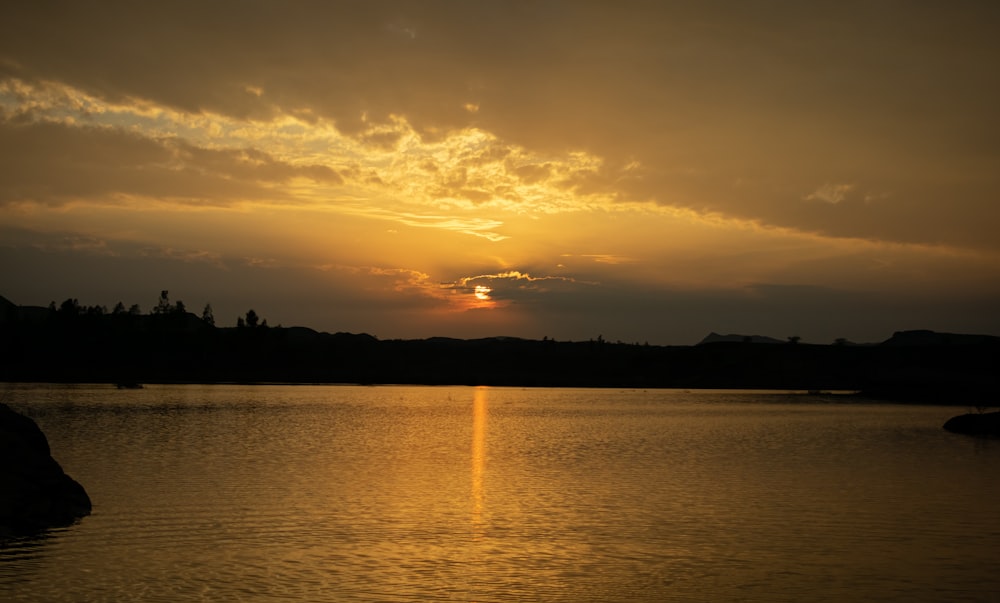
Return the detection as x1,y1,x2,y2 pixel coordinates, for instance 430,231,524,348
474,285,492,301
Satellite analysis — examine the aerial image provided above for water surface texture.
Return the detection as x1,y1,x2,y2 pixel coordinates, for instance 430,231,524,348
2,384,998,602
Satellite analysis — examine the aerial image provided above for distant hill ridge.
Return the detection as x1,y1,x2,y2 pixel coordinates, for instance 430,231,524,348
881,330,1000,346
3,292,1000,400
4,294,999,348
697,332,786,345
698,329,1000,347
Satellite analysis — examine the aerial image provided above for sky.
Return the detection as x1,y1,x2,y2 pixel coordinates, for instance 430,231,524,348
1,1,999,345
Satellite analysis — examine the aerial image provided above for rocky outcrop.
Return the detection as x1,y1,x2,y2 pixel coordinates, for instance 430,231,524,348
943,411,1000,437
0,403,91,537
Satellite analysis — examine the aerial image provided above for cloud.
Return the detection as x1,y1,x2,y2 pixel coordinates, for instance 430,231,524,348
0,76,636,240
0,118,340,207
32,235,117,256
326,204,509,241
455,270,590,287
804,183,854,205
441,270,598,309
169,142,343,186
565,254,638,265
9,25,995,249
4,220,999,344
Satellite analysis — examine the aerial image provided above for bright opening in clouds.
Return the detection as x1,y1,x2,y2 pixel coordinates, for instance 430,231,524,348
474,286,492,302
1,1,998,344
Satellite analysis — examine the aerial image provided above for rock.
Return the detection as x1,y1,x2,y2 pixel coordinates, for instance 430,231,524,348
942,411,1000,437
0,403,92,537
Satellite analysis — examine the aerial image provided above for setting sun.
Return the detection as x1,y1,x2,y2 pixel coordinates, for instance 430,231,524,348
474,285,492,301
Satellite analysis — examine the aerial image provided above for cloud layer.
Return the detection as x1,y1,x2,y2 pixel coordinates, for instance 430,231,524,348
1,1,998,343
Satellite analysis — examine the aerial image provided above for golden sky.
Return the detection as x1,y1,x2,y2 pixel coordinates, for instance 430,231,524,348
1,1,998,344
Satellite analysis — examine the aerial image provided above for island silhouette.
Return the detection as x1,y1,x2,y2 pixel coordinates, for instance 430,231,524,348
1,292,998,405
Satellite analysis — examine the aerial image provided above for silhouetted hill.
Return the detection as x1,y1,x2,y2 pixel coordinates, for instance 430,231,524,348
1,294,998,403
881,329,1000,346
698,332,785,345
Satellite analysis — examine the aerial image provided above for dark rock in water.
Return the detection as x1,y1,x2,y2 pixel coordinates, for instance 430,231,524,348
943,411,1000,437
0,403,92,537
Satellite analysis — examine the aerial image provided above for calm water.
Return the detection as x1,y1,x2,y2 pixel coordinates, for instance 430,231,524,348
2,384,999,602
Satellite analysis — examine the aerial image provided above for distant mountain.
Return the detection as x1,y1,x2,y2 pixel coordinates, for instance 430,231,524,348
697,329,1000,347
0,295,48,324
881,329,1000,346
0,294,15,319
697,332,785,345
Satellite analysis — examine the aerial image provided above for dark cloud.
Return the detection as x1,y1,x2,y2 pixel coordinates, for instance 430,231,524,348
0,121,169,203
171,142,342,186
0,120,339,205
3,225,999,344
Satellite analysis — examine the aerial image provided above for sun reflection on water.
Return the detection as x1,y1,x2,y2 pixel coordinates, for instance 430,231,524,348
471,386,488,536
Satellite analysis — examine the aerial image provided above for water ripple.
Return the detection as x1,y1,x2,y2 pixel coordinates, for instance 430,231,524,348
2,385,999,602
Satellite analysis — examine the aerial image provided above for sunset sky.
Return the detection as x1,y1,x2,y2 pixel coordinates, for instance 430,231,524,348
2,1,998,344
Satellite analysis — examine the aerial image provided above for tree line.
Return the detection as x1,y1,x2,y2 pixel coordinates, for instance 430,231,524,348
2,291,998,402
44,290,276,330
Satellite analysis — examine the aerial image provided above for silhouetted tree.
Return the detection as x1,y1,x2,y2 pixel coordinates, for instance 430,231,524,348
237,317,246,328
174,300,186,315
128,304,142,316
59,298,81,316
201,304,215,326
245,309,259,329
154,290,171,315
112,302,126,315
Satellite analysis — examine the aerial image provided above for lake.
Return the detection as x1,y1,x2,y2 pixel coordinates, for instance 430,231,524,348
2,384,998,602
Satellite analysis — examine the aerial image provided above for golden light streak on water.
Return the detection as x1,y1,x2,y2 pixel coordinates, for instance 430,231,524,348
470,386,488,536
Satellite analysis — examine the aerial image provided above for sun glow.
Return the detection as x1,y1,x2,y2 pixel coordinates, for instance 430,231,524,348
474,285,492,301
